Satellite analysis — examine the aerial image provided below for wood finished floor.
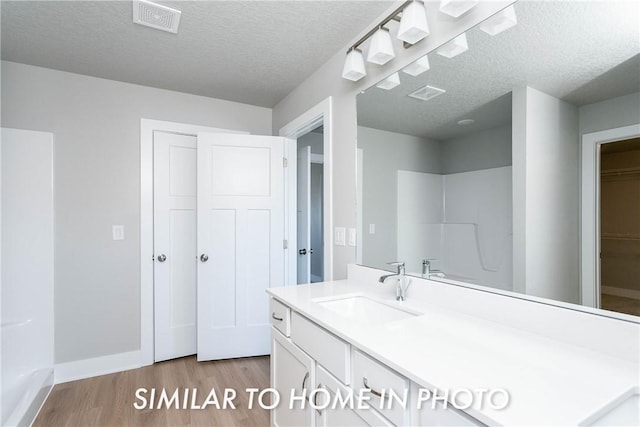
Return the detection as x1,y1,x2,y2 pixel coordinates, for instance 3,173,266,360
34,356,270,427
601,294,640,317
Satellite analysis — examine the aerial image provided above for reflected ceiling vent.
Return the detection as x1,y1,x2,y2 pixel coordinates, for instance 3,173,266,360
133,0,182,34
408,85,446,101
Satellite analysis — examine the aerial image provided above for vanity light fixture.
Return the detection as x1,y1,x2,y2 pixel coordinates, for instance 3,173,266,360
403,55,430,76
439,0,478,18
397,1,430,45
437,33,469,58
342,48,366,81
341,1,430,81
376,72,401,90
479,5,517,36
367,27,395,65
408,84,446,101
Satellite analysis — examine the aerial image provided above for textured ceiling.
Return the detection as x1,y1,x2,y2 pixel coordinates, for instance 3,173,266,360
357,1,640,141
1,1,394,108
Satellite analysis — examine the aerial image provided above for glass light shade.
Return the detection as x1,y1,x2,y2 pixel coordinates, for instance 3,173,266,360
367,28,395,65
342,49,366,81
397,1,430,45
403,55,430,76
439,0,478,18
376,72,400,90
479,5,517,36
436,33,468,58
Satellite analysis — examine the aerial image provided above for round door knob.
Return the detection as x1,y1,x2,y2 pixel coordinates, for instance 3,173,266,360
200,254,209,262
157,254,167,262
299,249,307,255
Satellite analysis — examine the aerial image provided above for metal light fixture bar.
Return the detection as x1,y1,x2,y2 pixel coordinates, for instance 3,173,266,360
345,0,415,54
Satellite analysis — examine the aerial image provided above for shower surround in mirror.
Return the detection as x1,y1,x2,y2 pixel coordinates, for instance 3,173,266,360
397,167,512,289
359,123,512,289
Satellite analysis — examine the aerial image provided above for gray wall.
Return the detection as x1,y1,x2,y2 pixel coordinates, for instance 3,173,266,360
512,86,579,303
272,1,514,279
579,92,640,136
298,130,324,154
441,124,512,174
1,61,272,364
358,126,441,270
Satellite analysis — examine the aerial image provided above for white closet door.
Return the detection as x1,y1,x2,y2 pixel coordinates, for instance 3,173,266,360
197,133,285,361
153,131,197,362
297,146,311,284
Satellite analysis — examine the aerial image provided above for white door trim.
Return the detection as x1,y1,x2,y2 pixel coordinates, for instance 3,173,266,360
140,118,246,367
580,123,640,308
279,97,334,285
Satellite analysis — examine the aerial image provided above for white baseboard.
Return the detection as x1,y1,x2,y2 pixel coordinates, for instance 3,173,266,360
55,350,141,384
602,286,640,300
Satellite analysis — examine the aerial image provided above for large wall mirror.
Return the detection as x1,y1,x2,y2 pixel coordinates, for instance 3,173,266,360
356,1,640,318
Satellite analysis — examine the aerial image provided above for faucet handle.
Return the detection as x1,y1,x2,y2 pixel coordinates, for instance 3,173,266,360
387,261,405,274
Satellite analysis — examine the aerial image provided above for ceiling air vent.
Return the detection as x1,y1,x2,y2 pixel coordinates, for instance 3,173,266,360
408,85,446,101
133,0,182,34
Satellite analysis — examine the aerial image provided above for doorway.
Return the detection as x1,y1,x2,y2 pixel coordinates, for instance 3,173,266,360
599,138,640,316
279,96,334,287
581,123,640,314
296,126,324,284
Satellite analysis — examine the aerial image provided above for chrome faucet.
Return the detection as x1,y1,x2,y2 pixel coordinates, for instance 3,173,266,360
422,259,442,278
379,261,408,301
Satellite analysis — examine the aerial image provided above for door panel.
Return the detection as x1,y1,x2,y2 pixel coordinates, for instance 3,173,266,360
297,146,311,284
153,131,197,362
197,133,285,361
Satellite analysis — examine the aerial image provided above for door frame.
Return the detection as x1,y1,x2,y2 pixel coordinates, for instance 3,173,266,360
580,123,640,308
139,118,246,367
279,97,334,285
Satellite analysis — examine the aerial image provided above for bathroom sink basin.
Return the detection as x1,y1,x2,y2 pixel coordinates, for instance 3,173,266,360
315,295,419,325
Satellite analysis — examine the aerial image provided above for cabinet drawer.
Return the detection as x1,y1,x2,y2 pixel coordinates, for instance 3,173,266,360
352,349,409,426
291,312,350,384
270,298,290,337
315,365,370,427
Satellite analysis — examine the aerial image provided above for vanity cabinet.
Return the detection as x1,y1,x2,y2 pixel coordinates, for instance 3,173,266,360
271,329,315,427
270,298,408,426
270,298,291,337
270,297,484,427
352,349,411,425
290,312,351,384
315,365,369,427
409,383,480,426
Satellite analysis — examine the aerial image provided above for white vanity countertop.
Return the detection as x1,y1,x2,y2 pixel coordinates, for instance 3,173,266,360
267,278,639,426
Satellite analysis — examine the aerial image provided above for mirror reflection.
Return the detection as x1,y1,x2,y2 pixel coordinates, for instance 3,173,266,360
356,1,640,317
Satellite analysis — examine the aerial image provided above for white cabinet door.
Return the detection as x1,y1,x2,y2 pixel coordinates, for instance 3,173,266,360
315,365,368,427
196,133,285,361
272,330,314,427
297,145,311,284
153,131,197,362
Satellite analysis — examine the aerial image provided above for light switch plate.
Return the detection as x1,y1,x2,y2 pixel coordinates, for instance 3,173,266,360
335,227,346,246
348,228,357,246
369,224,376,234
112,225,124,240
